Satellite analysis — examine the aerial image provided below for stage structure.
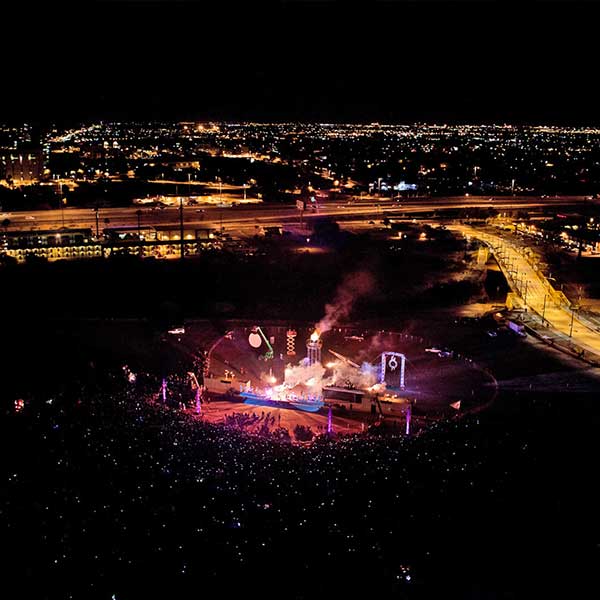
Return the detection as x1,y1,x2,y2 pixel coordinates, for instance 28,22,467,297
380,352,406,389
249,326,274,361
328,348,360,368
187,371,203,414
286,329,297,356
306,331,323,366
204,330,234,377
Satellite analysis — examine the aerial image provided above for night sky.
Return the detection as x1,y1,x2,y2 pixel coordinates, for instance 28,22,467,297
3,0,600,124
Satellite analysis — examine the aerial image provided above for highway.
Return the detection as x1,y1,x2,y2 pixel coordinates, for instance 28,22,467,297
1,195,593,234
454,224,600,357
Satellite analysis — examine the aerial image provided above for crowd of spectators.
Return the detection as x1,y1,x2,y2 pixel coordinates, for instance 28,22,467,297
222,410,291,441
3,364,597,600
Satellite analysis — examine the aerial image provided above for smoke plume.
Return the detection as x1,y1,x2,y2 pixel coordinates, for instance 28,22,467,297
316,270,376,333
326,360,380,391
281,362,326,395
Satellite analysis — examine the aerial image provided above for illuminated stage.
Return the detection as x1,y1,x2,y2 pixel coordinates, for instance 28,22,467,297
177,322,497,428
240,391,324,412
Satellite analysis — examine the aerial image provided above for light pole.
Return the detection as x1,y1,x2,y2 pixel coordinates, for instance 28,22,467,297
518,274,524,296
60,197,66,228
136,209,142,256
94,206,99,239
179,197,185,260
542,294,547,325
569,307,576,338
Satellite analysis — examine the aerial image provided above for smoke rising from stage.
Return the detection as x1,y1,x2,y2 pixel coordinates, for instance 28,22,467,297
254,270,380,400
279,354,380,398
316,270,376,334
283,362,326,393
355,332,390,364
327,360,381,391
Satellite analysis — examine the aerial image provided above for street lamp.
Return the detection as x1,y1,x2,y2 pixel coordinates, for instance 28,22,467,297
136,209,143,256
60,197,66,228
93,206,100,239
542,294,547,325
569,309,574,338
179,196,185,260
569,305,578,338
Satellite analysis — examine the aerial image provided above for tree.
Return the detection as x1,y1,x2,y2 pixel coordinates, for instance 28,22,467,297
293,424,315,442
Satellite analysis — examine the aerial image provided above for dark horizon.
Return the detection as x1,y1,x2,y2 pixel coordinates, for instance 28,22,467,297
3,1,600,126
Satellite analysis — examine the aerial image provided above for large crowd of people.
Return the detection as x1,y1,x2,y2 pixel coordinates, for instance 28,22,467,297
3,364,597,600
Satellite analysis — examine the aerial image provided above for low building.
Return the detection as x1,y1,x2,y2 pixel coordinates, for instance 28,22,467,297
1,228,101,262
103,225,158,241
4,228,93,248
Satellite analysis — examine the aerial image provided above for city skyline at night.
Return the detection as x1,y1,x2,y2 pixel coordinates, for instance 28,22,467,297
3,2,600,600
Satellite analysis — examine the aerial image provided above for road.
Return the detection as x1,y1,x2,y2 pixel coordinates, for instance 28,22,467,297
1,195,593,234
454,224,600,357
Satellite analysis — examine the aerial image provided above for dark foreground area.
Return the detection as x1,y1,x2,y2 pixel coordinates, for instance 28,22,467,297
2,334,599,599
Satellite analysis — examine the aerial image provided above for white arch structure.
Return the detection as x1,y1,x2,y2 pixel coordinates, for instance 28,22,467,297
380,352,406,389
